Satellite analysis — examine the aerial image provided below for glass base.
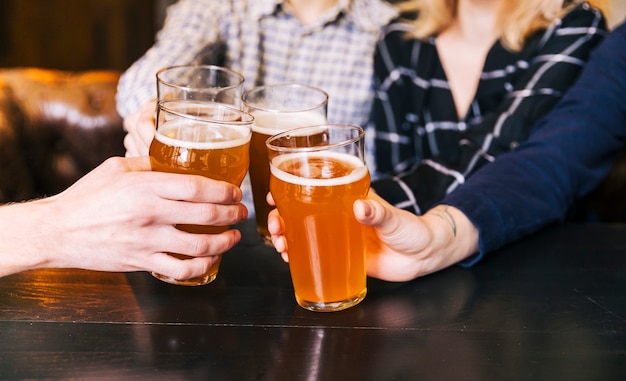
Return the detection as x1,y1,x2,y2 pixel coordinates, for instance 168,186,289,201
150,271,217,286
296,288,367,312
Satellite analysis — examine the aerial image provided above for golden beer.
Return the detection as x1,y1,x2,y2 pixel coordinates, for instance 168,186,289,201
269,145,370,312
249,111,327,241
149,101,252,286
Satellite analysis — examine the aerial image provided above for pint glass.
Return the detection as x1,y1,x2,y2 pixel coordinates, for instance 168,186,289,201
149,100,253,286
242,84,328,245
266,125,370,312
156,65,245,107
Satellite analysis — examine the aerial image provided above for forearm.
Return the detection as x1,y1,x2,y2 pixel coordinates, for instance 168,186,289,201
0,199,60,277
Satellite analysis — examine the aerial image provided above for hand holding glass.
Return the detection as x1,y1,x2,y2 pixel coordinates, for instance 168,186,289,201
149,100,253,286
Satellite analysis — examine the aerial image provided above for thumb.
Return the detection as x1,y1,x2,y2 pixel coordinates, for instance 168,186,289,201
354,197,402,236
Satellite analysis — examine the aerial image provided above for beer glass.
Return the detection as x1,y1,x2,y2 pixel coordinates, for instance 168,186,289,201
149,99,253,286
266,125,370,312
156,65,245,107
242,84,328,245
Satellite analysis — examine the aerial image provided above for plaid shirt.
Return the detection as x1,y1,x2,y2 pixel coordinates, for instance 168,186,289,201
115,0,397,214
369,3,607,215
116,0,397,129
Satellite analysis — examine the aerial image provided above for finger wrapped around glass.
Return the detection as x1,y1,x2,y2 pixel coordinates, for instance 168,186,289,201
242,84,328,246
149,100,254,286
266,125,370,312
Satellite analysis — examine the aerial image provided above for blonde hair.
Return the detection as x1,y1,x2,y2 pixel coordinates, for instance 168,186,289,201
396,0,606,51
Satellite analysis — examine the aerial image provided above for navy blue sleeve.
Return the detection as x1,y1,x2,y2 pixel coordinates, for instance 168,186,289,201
442,22,626,266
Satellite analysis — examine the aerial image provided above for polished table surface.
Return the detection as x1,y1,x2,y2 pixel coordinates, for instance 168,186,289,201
0,219,624,380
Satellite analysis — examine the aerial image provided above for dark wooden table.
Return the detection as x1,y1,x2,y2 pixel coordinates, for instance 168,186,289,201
0,219,624,380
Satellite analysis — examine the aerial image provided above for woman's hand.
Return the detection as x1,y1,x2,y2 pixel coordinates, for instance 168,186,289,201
267,192,478,282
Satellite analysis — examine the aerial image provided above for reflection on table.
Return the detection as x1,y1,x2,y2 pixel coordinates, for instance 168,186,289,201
0,220,624,380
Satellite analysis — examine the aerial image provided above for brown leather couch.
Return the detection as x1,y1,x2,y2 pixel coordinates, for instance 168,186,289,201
0,68,125,203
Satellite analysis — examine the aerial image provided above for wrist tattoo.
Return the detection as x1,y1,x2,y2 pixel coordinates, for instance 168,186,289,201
431,206,457,237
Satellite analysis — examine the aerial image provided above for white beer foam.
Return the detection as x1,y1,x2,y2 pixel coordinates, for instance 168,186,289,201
156,119,251,149
251,110,327,135
270,151,368,187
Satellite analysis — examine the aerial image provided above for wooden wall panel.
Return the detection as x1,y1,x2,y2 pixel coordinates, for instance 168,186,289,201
0,0,158,71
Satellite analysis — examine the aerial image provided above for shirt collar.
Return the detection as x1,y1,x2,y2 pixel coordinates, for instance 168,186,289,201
345,0,399,32
248,0,283,20
248,0,398,32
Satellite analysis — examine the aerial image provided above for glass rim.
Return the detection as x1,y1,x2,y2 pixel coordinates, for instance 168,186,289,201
156,64,245,92
265,124,364,153
242,83,329,114
157,99,254,125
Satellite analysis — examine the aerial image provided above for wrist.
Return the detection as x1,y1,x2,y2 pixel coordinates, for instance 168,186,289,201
0,199,60,276
422,204,479,270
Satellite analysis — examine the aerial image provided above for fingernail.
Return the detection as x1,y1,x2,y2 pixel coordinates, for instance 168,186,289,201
363,201,373,218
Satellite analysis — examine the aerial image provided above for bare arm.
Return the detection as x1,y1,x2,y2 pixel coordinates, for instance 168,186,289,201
0,157,248,278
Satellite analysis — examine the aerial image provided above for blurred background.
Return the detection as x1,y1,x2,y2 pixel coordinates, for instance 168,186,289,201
0,0,176,71
0,0,624,72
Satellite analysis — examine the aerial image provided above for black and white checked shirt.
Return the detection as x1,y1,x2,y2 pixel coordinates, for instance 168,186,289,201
369,3,607,215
